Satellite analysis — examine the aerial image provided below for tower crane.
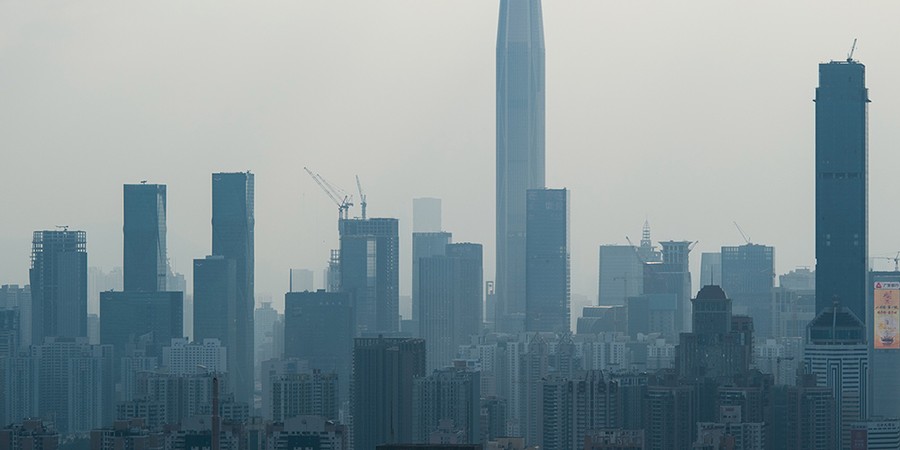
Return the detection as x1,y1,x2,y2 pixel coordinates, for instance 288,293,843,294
733,221,751,244
304,167,354,221
356,175,367,220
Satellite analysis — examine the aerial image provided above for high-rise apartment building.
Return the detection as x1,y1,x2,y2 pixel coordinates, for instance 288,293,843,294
1,285,31,349
123,184,167,292
29,230,88,342
412,231,452,334
419,243,483,372
495,0,545,333
162,338,227,375
412,365,481,445
340,218,399,335
211,171,255,403
30,337,114,434
721,243,775,338
815,58,868,319
541,370,619,450
270,370,339,422
284,290,354,403
598,245,643,306
525,189,569,333
352,337,425,450
100,291,183,360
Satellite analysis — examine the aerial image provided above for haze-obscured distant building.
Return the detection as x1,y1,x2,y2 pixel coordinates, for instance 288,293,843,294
290,269,315,293
0,285,30,349
419,243,483,371
412,231,452,336
700,252,722,287
598,245,642,306
721,243,775,338
413,197,442,233
495,0,545,334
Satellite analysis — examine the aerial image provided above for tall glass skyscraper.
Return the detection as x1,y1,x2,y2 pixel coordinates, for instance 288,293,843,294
29,230,88,342
211,171,254,403
815,59,868,320
525,189,569,333
496,0,545,332
340,218,399,335
123,183,167,292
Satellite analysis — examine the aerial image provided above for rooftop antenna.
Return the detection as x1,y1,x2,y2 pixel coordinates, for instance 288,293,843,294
848,38,858,62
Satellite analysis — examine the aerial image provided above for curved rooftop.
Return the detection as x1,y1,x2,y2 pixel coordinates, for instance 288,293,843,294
695,285,728,300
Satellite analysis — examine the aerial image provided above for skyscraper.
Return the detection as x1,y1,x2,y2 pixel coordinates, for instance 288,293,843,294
192,256,239,394
418,243,483,371
412,231,452,334
29,230,88,342
598,245,643,306
100,291,183,361
815,58,868,319
284,290,354,403
352,337,425,450
211,171,255,403
412,197,442,233
803,302,868,449
123,184,167,292
496,0,545,333
525,188,569,333
340,218,399,335
721,243,775,338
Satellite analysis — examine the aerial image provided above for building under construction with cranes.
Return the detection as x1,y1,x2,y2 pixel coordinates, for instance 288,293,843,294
305,168,399,335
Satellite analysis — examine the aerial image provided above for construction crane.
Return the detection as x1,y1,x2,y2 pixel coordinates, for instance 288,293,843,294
356,175,367,220
304,167,353,221
848,38,858,62
625,236,647,264
733,221,751,244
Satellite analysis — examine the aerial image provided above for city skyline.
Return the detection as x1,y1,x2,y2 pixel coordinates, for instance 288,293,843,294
3,2,900,315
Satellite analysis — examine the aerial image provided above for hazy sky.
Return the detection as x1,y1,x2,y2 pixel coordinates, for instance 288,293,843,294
3,1,900,314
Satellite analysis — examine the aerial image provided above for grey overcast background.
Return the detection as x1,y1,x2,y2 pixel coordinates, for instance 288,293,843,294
3,1,900,315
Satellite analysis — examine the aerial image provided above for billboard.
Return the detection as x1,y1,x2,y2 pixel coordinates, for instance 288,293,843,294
874,281,900,350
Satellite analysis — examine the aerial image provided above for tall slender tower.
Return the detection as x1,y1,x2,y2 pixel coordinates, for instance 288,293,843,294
211,172,254,403
815,58,868,320
123,183,167,292
496,0,545,332
29,230,88,342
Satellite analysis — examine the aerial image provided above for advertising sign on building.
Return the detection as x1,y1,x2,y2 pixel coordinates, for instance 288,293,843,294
874,282,900,350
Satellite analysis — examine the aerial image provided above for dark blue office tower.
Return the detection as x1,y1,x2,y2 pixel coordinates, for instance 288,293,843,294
815,59,868,319
29,230,88,342
211,172,254,403
525,188,569,333
123,184,167,292
340,218,399,335
496,0,545,333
